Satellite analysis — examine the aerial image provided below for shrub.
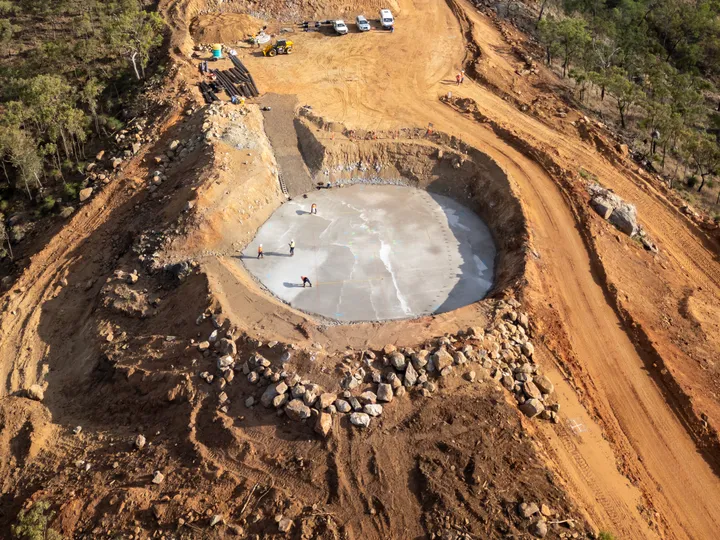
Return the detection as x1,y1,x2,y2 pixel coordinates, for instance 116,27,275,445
40,196,56,214
687,176,698,188
11,501,64,540
62,182,81,199
598,532,616,540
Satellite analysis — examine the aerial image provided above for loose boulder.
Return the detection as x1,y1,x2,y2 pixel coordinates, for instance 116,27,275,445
285,399,311,421
27,384,44,402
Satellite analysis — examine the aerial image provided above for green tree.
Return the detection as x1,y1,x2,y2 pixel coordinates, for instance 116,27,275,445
684,131,720,192
0,17,18,47
604,66,645,128
107,1,164,80
79,77,104,133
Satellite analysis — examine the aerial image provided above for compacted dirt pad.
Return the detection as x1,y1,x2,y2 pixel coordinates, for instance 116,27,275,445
242,185,495,321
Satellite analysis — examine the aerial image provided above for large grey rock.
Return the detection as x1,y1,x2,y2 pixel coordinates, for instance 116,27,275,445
350,412,371,427
217,355,234,370
317,393,336,409
590,198,613,219
261,383,281,408
432,348,453,372
608,204,638,236
364,404,383,417
360,391,377,404
411,350,429,370
376,383,393,402
534,374,554,395
285,399,311,421
389,351,406,371
404,362,418,387
523,381,542,400
335,399,352,413
519,398,545,418
216,337,237,356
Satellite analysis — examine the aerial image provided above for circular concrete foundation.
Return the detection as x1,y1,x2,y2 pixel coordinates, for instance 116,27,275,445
240,185,496,321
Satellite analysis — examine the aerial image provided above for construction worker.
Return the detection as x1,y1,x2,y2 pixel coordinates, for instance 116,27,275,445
289,239,295,256
460,70,465,84
257,244,264,259
301,276,312,287
311,203,317,215
456,73,461,86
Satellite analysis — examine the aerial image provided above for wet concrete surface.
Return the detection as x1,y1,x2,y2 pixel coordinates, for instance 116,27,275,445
240,185,496,322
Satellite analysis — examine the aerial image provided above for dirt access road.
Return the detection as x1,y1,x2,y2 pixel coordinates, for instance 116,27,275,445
237,0,720,538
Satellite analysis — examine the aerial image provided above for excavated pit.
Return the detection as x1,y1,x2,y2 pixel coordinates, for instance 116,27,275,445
238,114,528,323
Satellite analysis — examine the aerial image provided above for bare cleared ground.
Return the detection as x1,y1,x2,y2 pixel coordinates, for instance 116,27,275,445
0,0,718,538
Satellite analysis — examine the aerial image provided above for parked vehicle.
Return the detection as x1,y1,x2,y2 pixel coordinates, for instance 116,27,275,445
356,15,371,31
333,19,349,35
379,9,394,29
262,39,294,56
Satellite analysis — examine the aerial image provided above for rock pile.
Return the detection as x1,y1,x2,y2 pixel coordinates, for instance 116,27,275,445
588,183,658,251
194,298,557,437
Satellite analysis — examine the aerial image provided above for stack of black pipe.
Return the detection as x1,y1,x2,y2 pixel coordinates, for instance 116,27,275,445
198,81,219,104
229,56,260,97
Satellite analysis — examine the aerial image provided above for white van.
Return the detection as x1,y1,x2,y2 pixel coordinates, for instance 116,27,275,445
379,9,394,29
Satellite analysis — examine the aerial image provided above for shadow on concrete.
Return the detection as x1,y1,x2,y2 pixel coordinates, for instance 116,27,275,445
283,282,306,288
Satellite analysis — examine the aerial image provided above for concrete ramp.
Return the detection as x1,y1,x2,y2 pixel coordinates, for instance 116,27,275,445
259,94,314,198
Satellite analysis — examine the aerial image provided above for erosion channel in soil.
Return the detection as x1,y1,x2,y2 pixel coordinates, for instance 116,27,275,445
235,112,527,323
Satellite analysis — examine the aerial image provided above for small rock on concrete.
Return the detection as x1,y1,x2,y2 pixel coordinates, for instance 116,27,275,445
350,412,371,428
